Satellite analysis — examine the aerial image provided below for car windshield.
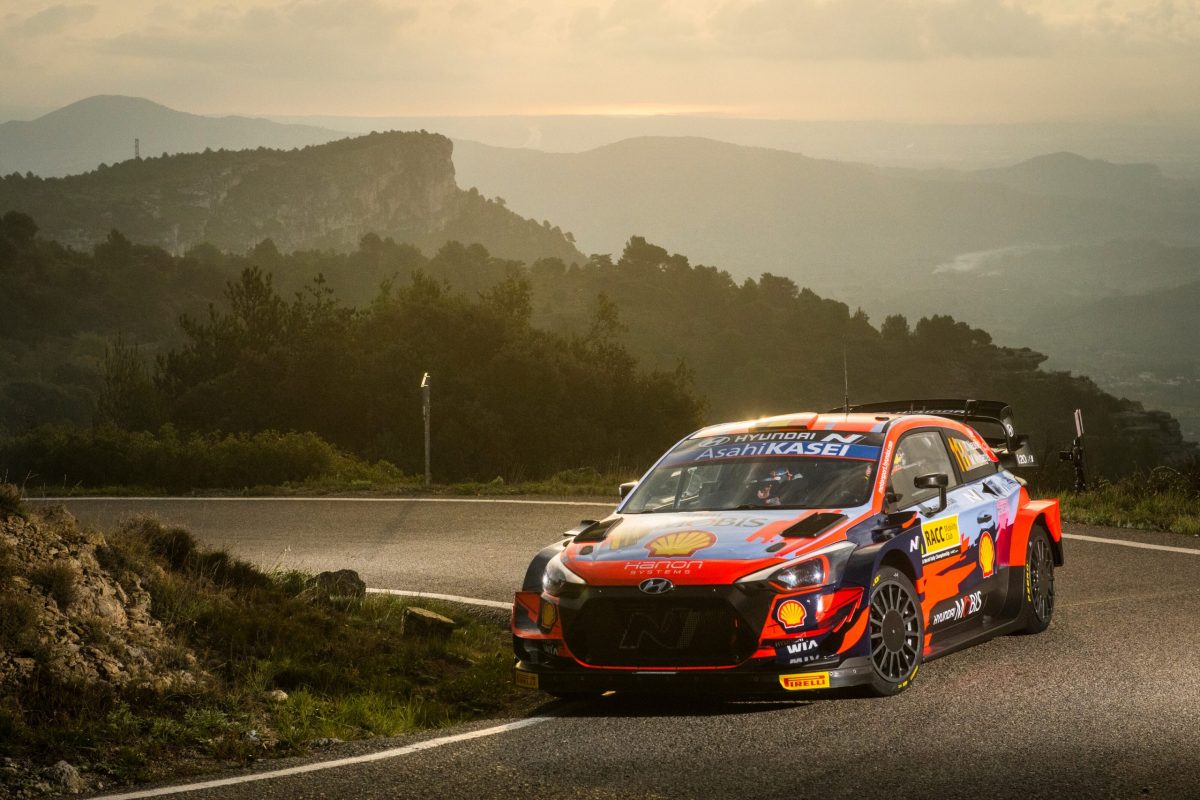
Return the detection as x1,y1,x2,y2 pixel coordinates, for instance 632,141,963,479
623,432,881,514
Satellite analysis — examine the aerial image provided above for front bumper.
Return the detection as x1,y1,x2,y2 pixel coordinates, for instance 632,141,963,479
513,656,875,696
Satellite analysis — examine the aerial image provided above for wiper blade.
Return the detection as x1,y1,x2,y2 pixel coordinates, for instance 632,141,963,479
734,504,816,510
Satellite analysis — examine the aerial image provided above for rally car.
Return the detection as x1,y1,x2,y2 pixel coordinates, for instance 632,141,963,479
512,399,1062,697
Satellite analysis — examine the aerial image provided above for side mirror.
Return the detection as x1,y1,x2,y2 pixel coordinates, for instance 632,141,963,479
914,472,949,515
618,481,637,498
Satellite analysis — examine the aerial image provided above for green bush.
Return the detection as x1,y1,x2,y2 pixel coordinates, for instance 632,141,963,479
0,425,359,491
0,483,24,519
30,563,77,609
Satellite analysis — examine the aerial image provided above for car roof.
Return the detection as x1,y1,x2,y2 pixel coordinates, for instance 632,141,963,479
690,411,954,439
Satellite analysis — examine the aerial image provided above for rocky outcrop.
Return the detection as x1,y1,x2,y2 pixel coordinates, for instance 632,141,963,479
0,501,202,696
1114,409,1199,465
0,132,583,265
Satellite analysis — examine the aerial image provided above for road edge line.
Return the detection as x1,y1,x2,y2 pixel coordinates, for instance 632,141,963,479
365,587,511,610
1062,533,1200,555
90,716,552,800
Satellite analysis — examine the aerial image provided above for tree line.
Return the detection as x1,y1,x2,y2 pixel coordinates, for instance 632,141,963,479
0,210,1191,485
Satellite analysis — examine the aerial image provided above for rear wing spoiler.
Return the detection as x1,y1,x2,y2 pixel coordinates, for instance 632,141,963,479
838,398,1039,469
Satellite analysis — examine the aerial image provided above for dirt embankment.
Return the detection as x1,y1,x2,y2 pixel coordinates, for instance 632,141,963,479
1,485,206,795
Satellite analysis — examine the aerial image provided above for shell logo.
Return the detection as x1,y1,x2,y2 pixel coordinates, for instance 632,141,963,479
538,600,558,631
776,599,807,630
979,532,996,578
645,530,717,558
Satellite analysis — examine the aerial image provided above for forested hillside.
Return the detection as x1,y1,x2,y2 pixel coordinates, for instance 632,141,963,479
1,213,1191,484
0,131,582,266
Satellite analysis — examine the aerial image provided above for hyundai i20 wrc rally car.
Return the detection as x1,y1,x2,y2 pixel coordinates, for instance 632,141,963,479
512,399,1063,697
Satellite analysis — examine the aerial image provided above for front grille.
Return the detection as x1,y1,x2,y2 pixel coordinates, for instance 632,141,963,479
563,597,756,667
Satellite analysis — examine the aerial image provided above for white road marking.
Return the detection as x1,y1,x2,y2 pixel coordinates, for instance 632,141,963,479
31,496,615,507
1062,533,1200,555
366,587,511,610
91,717,553,800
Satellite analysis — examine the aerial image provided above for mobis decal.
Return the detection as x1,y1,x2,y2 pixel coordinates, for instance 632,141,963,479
930,590,982,626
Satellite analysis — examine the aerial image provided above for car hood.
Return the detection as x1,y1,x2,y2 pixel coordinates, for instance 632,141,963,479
561,508,864,586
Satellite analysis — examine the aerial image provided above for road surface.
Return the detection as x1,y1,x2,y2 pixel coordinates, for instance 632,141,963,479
33,497,1200,800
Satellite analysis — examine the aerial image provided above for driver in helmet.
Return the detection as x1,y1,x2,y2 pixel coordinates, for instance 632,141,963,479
751,466,793,506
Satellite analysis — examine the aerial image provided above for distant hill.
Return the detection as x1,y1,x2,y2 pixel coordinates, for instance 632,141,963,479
971,152,1200,207
0,96,348,178
877,240,1200,440
0,131,583,264
452,137,1200,295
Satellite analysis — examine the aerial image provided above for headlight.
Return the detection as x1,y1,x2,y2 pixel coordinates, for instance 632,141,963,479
736,541,856,591
542,555,585,596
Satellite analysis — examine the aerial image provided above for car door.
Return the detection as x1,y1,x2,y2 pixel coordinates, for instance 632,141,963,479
940,428,1006,613
887,429,983,640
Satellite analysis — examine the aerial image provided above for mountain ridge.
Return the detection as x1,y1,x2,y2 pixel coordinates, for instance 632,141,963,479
0,131,583,264
0,95,349,178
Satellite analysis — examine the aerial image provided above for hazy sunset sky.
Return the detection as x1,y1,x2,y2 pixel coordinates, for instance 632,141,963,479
2,0,1199,122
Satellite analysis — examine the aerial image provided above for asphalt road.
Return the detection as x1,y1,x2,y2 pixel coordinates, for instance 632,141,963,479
36,498,1200,800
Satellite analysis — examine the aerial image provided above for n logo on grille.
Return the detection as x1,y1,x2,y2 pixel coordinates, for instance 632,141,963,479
639,578,673,594
619,609,700,650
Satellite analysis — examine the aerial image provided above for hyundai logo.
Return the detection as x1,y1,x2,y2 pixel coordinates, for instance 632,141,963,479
639,577,674,595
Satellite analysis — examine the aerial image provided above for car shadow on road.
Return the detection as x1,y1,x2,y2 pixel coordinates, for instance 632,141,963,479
538,694,815,719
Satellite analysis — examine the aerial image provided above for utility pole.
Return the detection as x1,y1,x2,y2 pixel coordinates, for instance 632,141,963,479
421,372,431,487
134,138,140,160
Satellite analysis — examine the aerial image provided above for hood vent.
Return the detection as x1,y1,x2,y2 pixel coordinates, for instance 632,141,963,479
780,512,846,539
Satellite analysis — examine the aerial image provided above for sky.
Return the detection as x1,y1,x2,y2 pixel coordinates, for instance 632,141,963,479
2,0,1199,123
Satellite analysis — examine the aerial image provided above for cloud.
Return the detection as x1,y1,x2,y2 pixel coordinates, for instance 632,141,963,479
97,0,422,79
1,0,1199,121
708,0,1054,60
11,3,97,37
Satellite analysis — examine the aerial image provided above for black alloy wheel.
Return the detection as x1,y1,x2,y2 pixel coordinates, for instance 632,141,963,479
1018,526,1056,634
866,566,923,696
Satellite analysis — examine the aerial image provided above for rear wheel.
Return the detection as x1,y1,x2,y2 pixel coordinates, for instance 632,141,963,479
1017,526,1055,634
866,567,924,696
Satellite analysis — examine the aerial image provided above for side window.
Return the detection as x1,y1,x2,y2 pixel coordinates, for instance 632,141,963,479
945,430,998,483
888,431,960,509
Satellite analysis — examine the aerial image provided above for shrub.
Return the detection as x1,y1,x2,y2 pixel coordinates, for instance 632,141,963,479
30,563,78,609
0,592,38,653
0,484,24,519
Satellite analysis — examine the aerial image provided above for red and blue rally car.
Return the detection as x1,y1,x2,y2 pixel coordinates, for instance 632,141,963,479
512,399,1062,697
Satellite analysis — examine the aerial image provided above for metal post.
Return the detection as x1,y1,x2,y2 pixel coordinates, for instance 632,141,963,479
421,372,431,487
1059,408,1087,492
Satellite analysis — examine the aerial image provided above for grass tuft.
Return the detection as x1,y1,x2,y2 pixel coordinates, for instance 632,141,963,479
30,562,78,609
1058,465,1200,536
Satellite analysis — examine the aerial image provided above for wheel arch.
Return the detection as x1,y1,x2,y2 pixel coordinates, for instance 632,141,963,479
880,548,918,586
521,540,568,592
1011,494,1064,567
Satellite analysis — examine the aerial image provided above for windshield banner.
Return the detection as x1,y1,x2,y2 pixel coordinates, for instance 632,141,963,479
663,432,882,466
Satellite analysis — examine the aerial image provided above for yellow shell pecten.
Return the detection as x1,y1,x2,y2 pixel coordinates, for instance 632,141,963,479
646,530,717,557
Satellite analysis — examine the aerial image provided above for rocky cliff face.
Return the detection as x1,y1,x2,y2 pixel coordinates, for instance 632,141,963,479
0,132,583,265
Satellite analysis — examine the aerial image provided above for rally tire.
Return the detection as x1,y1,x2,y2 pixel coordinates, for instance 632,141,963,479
1017,525,1055,635
865,566,924,697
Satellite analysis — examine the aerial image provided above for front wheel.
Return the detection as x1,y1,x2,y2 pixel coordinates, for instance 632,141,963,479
866,567,924,696
1017,526,1055,634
